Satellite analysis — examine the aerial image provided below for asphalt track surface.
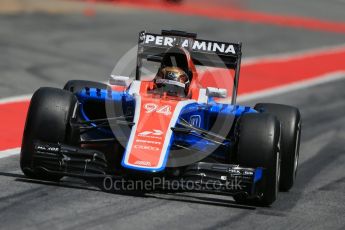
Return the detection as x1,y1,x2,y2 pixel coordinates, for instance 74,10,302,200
0,1,345,229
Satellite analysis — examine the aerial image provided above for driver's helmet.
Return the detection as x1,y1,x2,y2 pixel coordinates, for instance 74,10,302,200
154,66,190,97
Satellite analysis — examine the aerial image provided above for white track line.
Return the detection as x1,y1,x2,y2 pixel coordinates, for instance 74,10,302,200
237,71,345,102
0,148,21,159
0,94,32,105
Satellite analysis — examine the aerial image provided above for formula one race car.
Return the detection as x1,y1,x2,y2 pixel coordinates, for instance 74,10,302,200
20,30,301,206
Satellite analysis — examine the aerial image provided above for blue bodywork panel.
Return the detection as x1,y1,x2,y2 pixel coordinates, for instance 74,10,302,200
76,88,257,172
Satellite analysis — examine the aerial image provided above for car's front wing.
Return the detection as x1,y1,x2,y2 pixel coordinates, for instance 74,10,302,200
30,142,264,198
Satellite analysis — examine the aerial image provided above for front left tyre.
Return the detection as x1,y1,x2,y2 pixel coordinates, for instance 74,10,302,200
235,113,281,206
254,103,301,191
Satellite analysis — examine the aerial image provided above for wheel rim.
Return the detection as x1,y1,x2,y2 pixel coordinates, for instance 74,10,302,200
293,123,301,177
276,151,281,196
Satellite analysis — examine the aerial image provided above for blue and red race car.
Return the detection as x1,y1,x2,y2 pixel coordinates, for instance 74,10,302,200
20,30,301,206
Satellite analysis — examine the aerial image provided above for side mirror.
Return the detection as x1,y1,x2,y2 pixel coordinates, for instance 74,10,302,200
206,87,227,98
109,75,132,87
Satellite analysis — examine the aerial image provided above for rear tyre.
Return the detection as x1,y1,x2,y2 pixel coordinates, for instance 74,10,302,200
20,87,77,181
255,103,301,191
63,80,108,93
235,113,281,206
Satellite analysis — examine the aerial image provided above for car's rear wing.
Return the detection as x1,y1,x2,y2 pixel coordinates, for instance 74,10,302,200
137,30,242,69
135,30,242,104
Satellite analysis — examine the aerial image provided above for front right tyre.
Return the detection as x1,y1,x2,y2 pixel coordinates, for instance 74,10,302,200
20,87,77,181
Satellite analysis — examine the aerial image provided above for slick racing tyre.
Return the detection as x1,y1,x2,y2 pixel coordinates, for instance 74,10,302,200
235,113,281,206
63,80,108,93
255,103,301,191
20,87,77,181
